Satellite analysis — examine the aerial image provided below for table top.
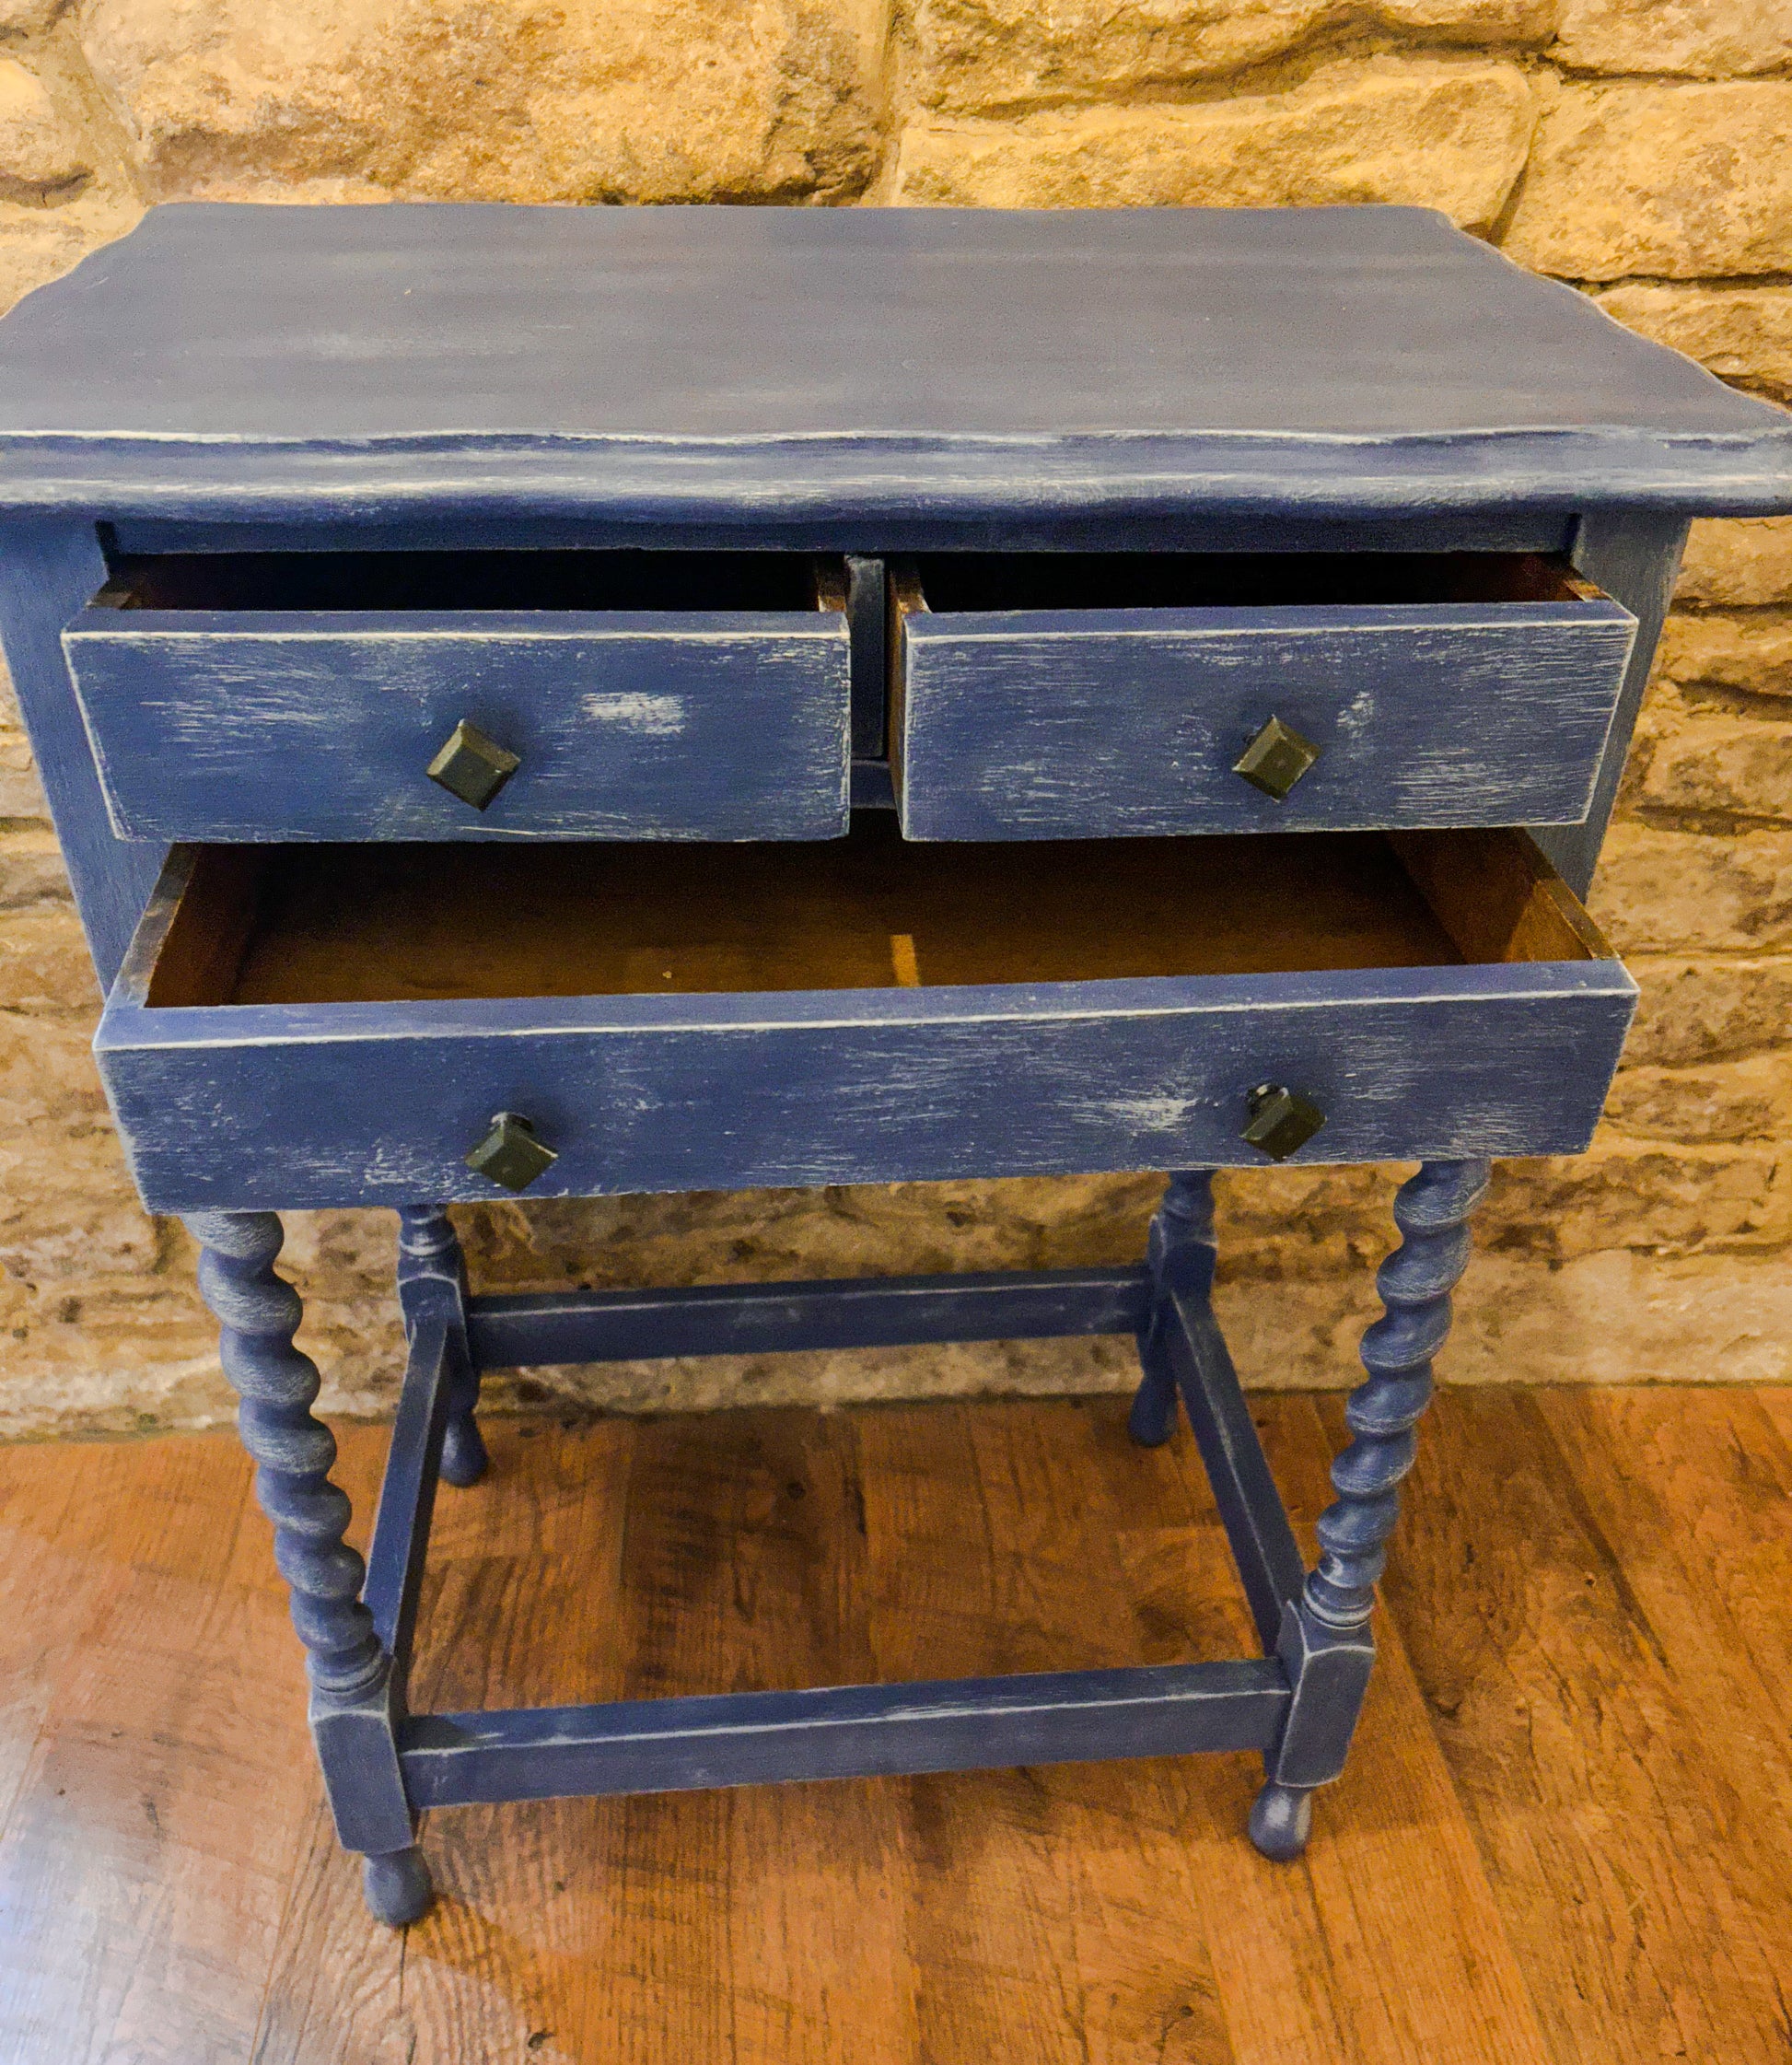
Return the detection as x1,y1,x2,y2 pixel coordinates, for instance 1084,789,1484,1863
0,202,1786,522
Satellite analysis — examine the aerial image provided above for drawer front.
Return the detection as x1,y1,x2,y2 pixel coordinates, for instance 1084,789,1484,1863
893,557,1637,840
64,562,851,842
99,966,1633,1213
96,823,1635,1211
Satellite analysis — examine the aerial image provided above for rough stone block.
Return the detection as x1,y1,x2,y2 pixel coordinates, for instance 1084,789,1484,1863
1503,83,1792,279
1678,519,1792,607
1443,1247,1792,1384
1589,822,1792,952
0,1007,103,1125
1594,283,1792,403
1624,954,1792,1067
0,2,69,34
890,58,1536,229
1655,605,1792,707
0,55,86,197
0,825,67,910
1211,1163,1394,1280
904,0,1556,115
0,1122,155,1283
0,1266,233,1441
80,0,880,205
1479,1137,1789,1260
1605,1053,1792,1144
0,900,99,1010
1640,705,1792,821
0,192,144,317
0,729,47,817
456,1172,1165,1295
270,1207,413,1305
1551,0,1792,78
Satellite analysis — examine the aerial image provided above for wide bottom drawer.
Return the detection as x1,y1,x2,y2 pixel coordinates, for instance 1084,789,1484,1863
96,821,1636,1210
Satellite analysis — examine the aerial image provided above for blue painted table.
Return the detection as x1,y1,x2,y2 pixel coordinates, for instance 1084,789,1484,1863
3,203,1787,1928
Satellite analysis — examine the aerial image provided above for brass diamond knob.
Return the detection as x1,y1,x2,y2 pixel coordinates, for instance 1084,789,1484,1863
1241,1082,1326,1161
465,1112,558,1192
1233,717,1320,802
427,719,520,811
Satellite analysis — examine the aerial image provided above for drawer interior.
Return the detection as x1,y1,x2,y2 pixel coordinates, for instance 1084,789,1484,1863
902,551,1599,614
140,822,1612,1009
94,550,844,614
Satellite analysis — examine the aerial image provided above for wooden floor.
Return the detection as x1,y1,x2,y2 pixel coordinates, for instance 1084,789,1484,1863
2,1386,1789,2064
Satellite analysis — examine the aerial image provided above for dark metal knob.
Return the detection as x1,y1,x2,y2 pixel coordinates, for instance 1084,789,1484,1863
1241,1082,1325,1161
427,719,520,811
1233,716,1320,801
465,1112,558,1192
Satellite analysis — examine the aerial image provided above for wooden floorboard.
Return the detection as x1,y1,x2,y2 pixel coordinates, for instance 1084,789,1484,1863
0,1388,1786,2063
1379,1386,1792,2065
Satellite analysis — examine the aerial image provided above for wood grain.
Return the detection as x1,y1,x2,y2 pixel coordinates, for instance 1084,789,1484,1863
0,1391,1788,2062
198,824,1478,1008
0,1433,320,2065
1379,1386,1792,2065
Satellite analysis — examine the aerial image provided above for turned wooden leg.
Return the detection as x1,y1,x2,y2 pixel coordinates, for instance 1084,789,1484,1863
185,1210,433,1927
1250,1158,1491,1861
397,1205,486,1488
1128,1171,1215,1448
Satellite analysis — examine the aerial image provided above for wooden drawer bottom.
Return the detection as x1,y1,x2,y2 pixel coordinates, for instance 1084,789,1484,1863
97,821,1636,1209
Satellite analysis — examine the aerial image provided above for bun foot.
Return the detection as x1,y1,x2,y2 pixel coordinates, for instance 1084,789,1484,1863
1249,1780,1314,1861
363,1845,435,1927
440,1416,489,1488
1126,1371,1177,1448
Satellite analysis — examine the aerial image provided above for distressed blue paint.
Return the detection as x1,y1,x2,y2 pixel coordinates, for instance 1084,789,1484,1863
1167,1294,1309,1652
6,200,1786,1913
1126,1171,1209,1451
1530,511,1692,898
0,520,165,986
897,589,1637,839
397,1206,485,1488
181,1209,423,1905
362,1312,452,1673
1251,1157,1490,1861
183,1209,390,1701
0,205,1786,521
107,510,1583,558
466,1266,1152,1368
98,955,1635,1212
400,1661,1290,1809
66,605,851,843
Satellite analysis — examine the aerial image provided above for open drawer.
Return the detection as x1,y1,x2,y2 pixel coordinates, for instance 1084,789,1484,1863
890,552,1637,839
64,551,852,842
96,821,1636,1212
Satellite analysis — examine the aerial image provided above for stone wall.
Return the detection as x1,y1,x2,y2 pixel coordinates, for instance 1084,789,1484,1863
0,1,1787,1436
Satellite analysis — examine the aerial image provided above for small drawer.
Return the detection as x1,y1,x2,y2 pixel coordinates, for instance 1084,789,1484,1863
890,552,1637,839
64,551,851,841
97,821,1635,1212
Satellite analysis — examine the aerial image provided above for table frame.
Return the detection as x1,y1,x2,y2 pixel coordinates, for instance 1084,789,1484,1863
184,1159,1487,1925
